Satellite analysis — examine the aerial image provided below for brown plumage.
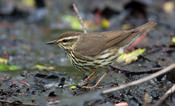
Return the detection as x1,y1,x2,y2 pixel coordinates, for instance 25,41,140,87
75,20,156,57
47,20,156,88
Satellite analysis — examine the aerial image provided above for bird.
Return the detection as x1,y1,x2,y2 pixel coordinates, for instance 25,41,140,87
46,20,156,89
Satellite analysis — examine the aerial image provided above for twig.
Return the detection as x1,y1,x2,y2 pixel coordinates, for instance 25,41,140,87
154,84,175,106
128,32,147,51
72,3,87,34
110,65,162,75
102,63,175,94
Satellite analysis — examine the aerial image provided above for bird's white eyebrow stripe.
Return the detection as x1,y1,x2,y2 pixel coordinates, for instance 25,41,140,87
66,36,78,39
60,36,78,41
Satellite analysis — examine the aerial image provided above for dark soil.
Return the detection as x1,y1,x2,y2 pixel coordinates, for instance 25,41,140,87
0,0,175,106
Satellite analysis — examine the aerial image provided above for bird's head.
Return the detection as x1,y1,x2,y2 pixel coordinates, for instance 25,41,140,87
46,32,82,51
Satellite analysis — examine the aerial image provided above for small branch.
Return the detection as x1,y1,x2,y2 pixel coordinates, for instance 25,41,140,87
110,65,162,75
128,32,147,51
154,84,175,106
102,63,175,94
72,3,87,34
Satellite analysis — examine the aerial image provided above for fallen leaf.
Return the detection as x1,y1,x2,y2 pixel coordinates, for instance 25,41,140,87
0,57,8,64
117,48,145,64
0,64,20,71
35,64,55,70
9,65,21,71
22,0,35,7
172,37,175,44
70,85,77,89
121,24,132,30
101,18,110,28
0,64,8,71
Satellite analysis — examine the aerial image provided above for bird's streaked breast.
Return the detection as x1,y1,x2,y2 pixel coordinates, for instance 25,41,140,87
66,48,120,71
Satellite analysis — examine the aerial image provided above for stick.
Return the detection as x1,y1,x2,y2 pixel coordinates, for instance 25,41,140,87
154,84,175,106
102,64,175,94
72,3,87,34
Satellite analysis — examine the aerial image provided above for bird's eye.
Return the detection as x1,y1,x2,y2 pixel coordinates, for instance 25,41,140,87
62,39,69,42
62,39,75,43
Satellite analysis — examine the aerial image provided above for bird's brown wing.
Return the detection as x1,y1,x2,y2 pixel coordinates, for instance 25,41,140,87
75,20,156,57
75,30,136,57
103,20,156,49
74,33,107,57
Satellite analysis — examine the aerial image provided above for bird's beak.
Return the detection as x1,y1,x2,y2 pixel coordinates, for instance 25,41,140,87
46,40,58,45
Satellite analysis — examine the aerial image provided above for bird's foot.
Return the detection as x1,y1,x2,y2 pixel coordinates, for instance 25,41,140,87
81,71,107,89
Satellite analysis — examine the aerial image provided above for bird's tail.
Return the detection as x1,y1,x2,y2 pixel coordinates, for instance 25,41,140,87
119,19,157,51
135,19,157,33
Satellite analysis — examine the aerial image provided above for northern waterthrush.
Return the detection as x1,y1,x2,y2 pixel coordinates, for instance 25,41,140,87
47,20,156,88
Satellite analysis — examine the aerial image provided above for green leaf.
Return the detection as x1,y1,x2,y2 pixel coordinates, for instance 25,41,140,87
9,65,21,71
63,15,82,30
0,64,20,71
0,64,8,71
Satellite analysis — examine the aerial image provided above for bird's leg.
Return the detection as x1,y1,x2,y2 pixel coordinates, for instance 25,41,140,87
82,70,108,89
81,71,96,87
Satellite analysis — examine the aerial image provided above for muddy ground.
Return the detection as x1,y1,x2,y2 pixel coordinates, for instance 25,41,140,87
0,0,175,106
